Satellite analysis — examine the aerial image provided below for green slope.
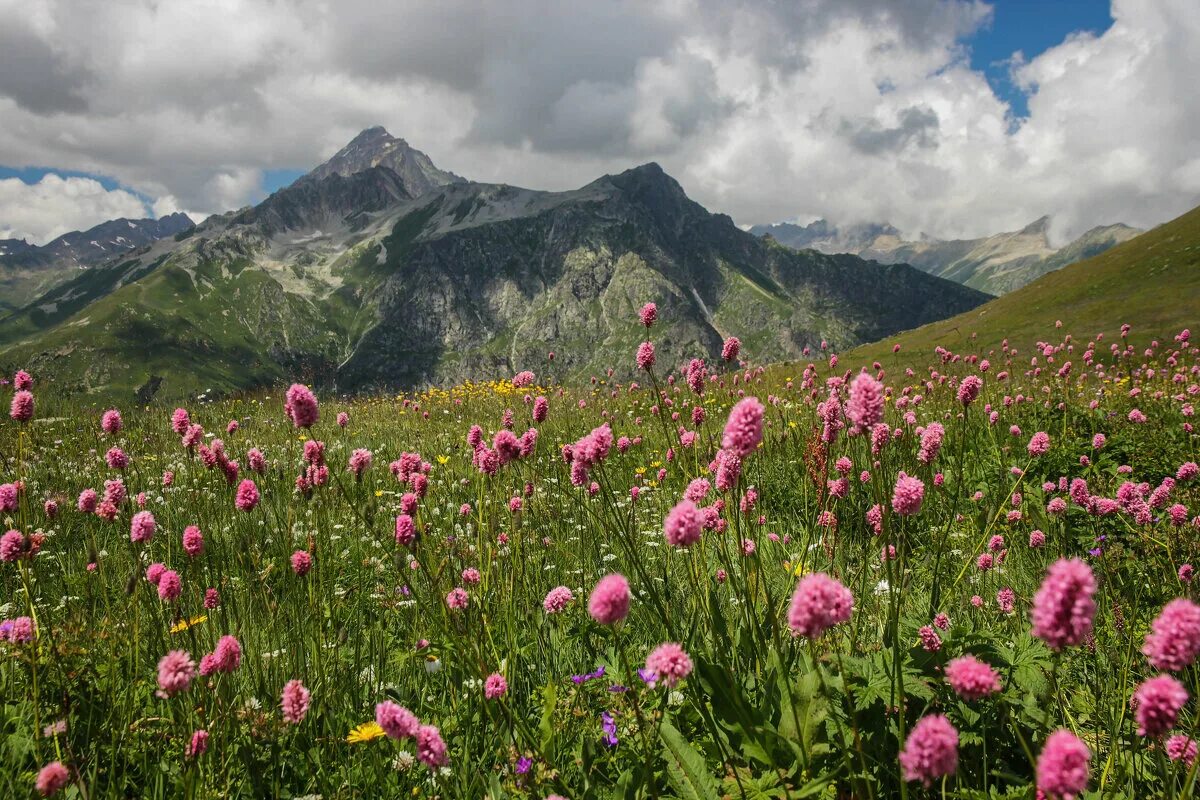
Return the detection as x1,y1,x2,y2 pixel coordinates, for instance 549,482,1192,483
846,203,1200,367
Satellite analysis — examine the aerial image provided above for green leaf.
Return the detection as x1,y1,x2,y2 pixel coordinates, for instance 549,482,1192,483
539,681,557,755
660,719,721,800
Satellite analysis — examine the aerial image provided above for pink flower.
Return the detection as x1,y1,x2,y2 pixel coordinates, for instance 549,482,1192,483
722,336,741,362
900,715,959,787
13,370,33,391
918,625,942,651
1132,674,1188,737
284,383,319,428
417,724,449,768
663,499,703,547
446,587,469,610
182,525,204,557
1027,431,1051,456
918,422,944,464
101,408,123,435
171,408,190,435
105,447,128,470
130,510,156,543
1029,530,1046,548
722,397,764,459
35,761,70,796
636,341,655,371
1142,598,1200,672
0,530,25,562
1031,558,1096,651
484,672,508,699
200,635,242,675
156,650,196,697
787,573,853,637
1167,735,1198,767
10,390,34,423
186,729,209,759
0,482,17,512
944,655,1002,700
533,395,549,422
291,550,312,576
891,472,925,516
846,373,884,434
234,479,259,511
639,302,657,327
957,375,982,405
588,574,632,625
347,448,372,478
395,514,416,546
157,570,181,602
376,700,420,739
543,585,574,614
1036,729,1090,799
644,642,693,687
281,679,310,724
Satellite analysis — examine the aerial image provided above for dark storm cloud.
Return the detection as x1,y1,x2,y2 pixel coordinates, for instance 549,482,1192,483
0,19,91,113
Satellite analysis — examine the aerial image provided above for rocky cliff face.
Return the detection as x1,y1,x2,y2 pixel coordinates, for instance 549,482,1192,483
0,133,989,399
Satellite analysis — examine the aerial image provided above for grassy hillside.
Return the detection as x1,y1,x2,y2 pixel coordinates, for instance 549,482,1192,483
846,202,1200,368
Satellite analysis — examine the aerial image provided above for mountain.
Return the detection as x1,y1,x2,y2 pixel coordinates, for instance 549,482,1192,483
751,216,1141,295
0,213,194,312
845,202,1200,368
300,126,466,197
0,130,989,399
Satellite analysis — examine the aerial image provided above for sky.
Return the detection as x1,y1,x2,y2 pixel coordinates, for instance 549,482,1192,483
1,0,1197,248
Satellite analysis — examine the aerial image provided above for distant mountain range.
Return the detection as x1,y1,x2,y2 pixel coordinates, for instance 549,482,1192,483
848,200,1200,366
0,213,194,312
0,128,988,398
750,216,1142,295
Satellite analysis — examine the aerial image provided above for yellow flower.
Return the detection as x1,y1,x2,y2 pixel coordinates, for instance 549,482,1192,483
170,614,207,634
634,467,646,476
436,455,450,465
347,721,386,743
375,490,384,497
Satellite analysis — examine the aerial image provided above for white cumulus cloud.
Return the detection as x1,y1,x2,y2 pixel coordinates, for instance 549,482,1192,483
0,174,149,244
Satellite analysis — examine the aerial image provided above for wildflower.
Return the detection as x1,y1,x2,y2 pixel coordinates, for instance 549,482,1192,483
846,373,884,434
918,626,942,651
291,550,312,576
644,642,692,688
130,511,156,543
446,587,469,610
944,655,1002,700
105,447,128,470
416,724,449,767
35,761,70,796
395,514,416,546
1132,674,1187,737
788,573,853,637
1031,558,1096,651
663,499,703,547
186,729,209,759
900,715,959,787
957,375,982,405
182,526,204,557
235,479,260,511
722,397,764,458
284,383,319,428
722,337,740,362
1027,431,1051,456
156,650,196,697
891,472,925,516
101,408,123,434
157,570,182,602
639,302,657,327
10,390,34,423
281,679,311,724
1167,735,1198,767
1036,730,1090,799
635,341,655,371
1142,598,1200,671
376,703,420,740
543,586,574,614
588,574,632,625
484,673,508,699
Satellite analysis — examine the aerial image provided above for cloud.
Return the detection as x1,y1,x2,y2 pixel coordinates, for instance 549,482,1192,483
0,174,149,244
0,0,1196,244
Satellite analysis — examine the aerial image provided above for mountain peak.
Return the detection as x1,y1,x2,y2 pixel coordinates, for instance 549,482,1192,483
302,127,465,197
1019,215,1051,236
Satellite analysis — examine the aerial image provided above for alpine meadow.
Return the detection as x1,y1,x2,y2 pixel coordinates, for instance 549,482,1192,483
1,1,1199,799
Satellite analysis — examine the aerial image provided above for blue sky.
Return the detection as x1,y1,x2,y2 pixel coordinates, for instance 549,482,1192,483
969,0,1114,118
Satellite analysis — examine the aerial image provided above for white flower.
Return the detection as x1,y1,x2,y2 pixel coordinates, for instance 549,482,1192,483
873,580,891,596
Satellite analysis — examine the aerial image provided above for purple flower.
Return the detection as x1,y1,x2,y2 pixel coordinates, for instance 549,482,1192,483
516,756,533,774
601,712,618,747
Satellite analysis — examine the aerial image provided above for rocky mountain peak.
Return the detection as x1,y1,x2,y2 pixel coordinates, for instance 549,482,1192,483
302,127,465,197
